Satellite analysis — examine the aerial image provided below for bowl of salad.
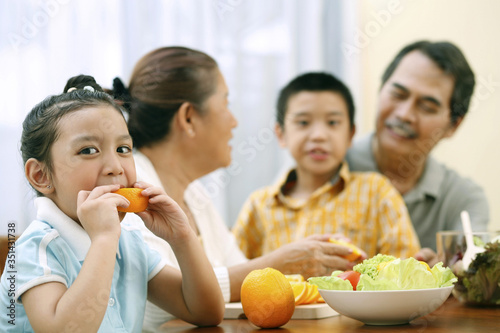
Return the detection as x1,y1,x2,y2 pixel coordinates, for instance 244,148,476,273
437,231,500,306
308,255,456,325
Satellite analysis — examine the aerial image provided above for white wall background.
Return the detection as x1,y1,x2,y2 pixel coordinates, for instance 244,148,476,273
0,0,357,234
0,0,498,235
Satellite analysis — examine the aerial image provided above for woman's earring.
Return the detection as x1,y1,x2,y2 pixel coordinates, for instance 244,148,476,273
188,129,194,136
47,185,52,189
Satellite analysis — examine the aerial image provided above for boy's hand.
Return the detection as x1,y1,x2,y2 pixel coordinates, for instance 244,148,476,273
306,233,368,262
270,237,355,278
305,233,351,243
134,182,192,244
77,184,126,241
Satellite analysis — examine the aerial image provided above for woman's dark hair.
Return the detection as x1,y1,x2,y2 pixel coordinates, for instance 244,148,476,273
276,72,355,130
21,74,125,196
381,41,475,124
112,46,219,149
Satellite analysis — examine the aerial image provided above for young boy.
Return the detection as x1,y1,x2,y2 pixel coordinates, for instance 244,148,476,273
232,72,420,263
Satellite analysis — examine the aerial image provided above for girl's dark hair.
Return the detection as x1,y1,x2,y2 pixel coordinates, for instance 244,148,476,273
382,41,475,125
112,46,219,149
276,72,355,129
21,74,125,196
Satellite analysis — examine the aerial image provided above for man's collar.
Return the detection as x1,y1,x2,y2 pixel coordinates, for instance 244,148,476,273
35,197,120,261
366,133,443,201
404,156,444,202
363,133,380,170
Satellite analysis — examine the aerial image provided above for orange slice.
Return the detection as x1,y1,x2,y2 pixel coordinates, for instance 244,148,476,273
377,261,392,271
329,238,363,261
291,282,308,305
419,261,431,271
291,282,322,305
285,274,305,283
113,188,148,213
302,284,321,304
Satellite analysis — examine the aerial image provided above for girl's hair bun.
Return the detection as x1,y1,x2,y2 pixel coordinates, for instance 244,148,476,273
63,74,104,93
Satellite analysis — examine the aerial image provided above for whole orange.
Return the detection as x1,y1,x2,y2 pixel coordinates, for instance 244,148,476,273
113,188,148,213
241,268,295,328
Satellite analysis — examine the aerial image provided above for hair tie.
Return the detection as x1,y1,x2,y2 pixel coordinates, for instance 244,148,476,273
66,86,95,93
112,77,132,111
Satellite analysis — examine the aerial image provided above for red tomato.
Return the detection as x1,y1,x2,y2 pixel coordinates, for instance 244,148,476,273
337,271,361,290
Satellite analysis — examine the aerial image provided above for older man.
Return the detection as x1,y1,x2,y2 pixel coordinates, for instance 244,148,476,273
346,41,489,263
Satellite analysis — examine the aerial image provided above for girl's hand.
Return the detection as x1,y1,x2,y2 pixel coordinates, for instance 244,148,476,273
134,182,192,244
77,184,127,241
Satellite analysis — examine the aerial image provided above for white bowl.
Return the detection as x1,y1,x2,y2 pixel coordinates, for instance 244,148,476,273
319,286,454,325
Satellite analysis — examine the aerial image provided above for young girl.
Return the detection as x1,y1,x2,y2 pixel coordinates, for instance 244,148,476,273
0,75,224,332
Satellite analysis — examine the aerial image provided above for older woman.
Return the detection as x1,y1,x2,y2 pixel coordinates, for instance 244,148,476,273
114,46,356,330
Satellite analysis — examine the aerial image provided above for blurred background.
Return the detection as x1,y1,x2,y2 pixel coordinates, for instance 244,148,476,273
1,0,499,235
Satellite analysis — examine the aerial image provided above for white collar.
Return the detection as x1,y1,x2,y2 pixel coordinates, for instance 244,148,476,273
35,197,120,261
133,150,163,187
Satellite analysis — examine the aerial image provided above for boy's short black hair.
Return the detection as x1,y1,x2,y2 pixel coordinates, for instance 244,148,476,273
276,72,355,129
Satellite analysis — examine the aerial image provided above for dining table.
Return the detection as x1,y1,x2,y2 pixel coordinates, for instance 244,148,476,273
159,296,499,332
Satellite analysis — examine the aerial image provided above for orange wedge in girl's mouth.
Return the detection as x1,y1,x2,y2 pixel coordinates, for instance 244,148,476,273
113,188,148,213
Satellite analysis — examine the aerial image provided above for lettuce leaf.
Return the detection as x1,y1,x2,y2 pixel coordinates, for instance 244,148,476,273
353,254,396,280
357,257,457,291
308,271,353,291
308,255,457,291
432,262,457,288
459,241,500,304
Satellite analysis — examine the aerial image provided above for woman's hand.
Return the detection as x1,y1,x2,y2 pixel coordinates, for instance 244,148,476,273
77,184,126,241
134,181,192,244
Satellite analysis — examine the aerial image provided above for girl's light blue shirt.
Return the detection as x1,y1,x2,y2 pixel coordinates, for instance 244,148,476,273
0,197,165,332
